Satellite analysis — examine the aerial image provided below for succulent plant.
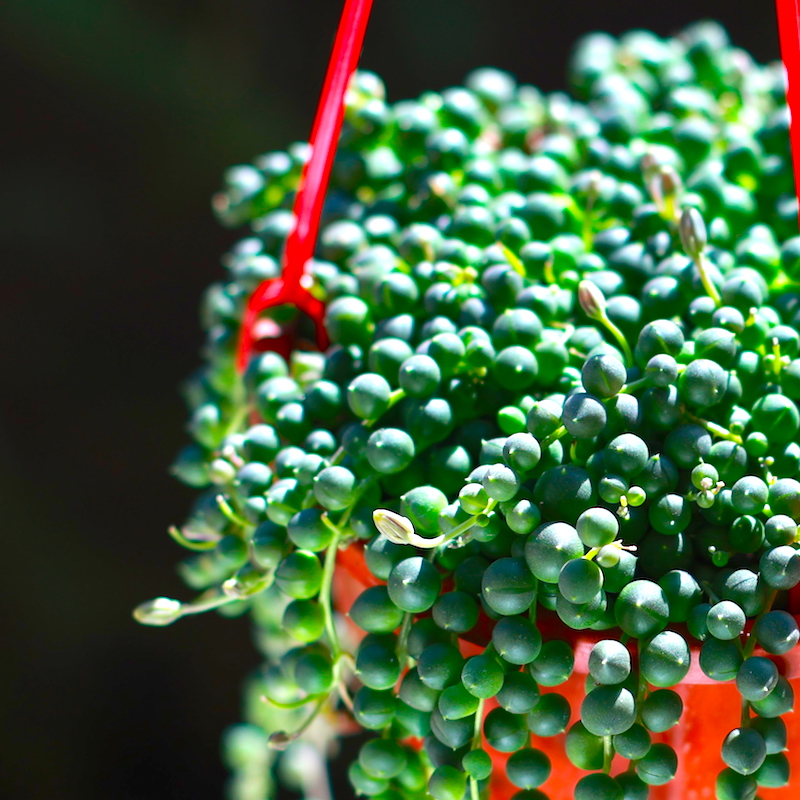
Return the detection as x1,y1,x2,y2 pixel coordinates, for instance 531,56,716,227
137,19,799,800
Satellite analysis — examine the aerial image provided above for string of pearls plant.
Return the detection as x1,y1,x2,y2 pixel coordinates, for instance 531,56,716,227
137,20,800,800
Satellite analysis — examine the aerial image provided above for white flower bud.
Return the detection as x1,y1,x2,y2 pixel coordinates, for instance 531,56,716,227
679,206,707,261
267,731,295,751
578,280,606,321
660,165,683,199
133,597,183,626
373,509,416,544
372,509,445,549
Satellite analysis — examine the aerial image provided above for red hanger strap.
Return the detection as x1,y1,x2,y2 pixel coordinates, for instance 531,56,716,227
236,0,374,373
776,0,800,201
285,0,375,284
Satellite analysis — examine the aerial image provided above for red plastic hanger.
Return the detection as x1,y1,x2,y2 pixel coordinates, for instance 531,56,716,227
777,0,800,202
236,0,374,372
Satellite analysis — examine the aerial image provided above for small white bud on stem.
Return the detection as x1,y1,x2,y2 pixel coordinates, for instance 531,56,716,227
679,207,721,306
372,509,446,548
578,280,606,321
133,597,183,626
679,206,708,261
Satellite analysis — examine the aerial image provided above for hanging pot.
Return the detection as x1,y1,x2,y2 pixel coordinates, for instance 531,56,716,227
334,543,800,800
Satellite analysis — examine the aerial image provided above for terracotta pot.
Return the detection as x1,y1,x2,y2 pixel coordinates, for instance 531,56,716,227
334,544,800,799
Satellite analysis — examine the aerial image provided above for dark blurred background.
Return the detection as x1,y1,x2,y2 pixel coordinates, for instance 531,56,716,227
0,1,780,798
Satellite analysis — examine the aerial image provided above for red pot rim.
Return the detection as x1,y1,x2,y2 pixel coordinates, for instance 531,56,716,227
336,542,800,682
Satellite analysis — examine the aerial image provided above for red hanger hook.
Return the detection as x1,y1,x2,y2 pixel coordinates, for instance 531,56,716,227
237,0,375,372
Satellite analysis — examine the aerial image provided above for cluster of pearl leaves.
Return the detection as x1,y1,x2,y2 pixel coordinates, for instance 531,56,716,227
136,20,800,800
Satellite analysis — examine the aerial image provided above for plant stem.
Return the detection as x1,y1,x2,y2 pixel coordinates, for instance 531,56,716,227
441,500,498,544
582,206,594,251
497,242,526,277
168,525,219,551
541,426,568,449
685,413,743,444
740,697,750,728
696,254,722,307
635,641,647,724
396,612,413,667
543,258,556,285
471,697,485,748
223,400,252,438
329,446,346,466
365,389,406,428
216,494,251,529
470,775,480,800
529,583,538,623
273,693,329,749
599,314,634,366
320,523,343,658
620,377,648,395
182,590,240,616
468,697,486,800
334,655,355,713
769,338,784,377
700,580,722,604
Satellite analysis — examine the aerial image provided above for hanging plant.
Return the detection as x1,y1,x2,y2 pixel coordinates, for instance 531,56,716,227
136,11,800,800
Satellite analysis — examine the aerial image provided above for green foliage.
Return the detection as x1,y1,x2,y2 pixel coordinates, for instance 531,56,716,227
137,19,800,800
